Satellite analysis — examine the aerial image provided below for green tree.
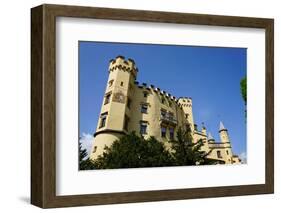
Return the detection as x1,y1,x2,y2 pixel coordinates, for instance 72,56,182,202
92,132,174,169
92,128,219,169
240,77,247,104
79,142,95,170
169,126,218,165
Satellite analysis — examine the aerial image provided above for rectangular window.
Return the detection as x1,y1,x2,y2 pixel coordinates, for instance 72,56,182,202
99,112,108,128
141,104,148,113
93,146,97,153
161,126,166,137
100,117,106,128
140,122,148,135
104,93,111,105
161,109,166,118
168,101,172,107
124,116,129,131
127,98,131,109
226,150,229,155
217,150,222,158
169,128,174,139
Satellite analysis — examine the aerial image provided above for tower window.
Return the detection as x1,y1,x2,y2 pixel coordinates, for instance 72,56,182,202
226,150,229,155
127,98,131,109
161,126,166,138
104,93,111,105
161,98,165,104
185,113,189,119
169,128,174,140
93,146,97,153
217,150,222,158
120,81,124,86
124,115,129,131
140,121,148,135
141,104,148,113
185,124,191,132
108,80,114,87
168,101,172,107
143,92,148,98
161,109,166,118
99,112,108,128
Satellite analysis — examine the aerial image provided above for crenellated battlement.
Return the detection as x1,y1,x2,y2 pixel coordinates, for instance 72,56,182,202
109,55,138,78
178,97,192,108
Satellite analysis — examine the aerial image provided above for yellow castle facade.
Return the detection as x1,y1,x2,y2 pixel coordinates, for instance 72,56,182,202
90,56,241,164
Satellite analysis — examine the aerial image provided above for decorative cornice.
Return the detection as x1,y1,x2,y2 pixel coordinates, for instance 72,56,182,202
94,129,126,137
209,146,232,149
208,142,230,145
194,130,207,137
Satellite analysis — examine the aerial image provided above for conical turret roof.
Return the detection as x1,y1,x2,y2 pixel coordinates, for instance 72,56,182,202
208,132,214,140
219,121,226,131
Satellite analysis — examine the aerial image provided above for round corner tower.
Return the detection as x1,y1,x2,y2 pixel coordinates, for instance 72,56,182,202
219,121,233,162
219,121,230,143
90,56,138,160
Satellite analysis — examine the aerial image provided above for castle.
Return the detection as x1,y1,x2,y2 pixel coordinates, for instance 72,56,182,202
90,55,241,164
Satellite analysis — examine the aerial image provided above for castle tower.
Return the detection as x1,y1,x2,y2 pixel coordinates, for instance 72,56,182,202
178,97,194,132
201,123,207,135
219,121,233,163
90,56,138,160
219,121,230,143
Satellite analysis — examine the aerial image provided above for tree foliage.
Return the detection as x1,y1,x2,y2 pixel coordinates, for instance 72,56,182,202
92,132,174,169
92,127,218,169
79,142,95,170
240,77,247,104
169,126,218,166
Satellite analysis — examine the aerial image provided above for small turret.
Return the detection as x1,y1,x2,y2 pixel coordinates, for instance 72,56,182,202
219,121,230,143
201,122,207,135
109,55,138,79
208,132,215,142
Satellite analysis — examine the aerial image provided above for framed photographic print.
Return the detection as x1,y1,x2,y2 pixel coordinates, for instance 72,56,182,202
31,4,274,208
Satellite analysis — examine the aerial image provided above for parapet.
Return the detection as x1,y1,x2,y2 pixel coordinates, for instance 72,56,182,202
109,56,138,78
109,56,192,105
178,97,192,107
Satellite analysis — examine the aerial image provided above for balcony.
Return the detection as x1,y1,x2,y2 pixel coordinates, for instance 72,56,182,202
160,114,177,125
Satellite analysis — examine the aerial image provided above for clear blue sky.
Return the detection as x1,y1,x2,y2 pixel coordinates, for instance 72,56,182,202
79,41,247,158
